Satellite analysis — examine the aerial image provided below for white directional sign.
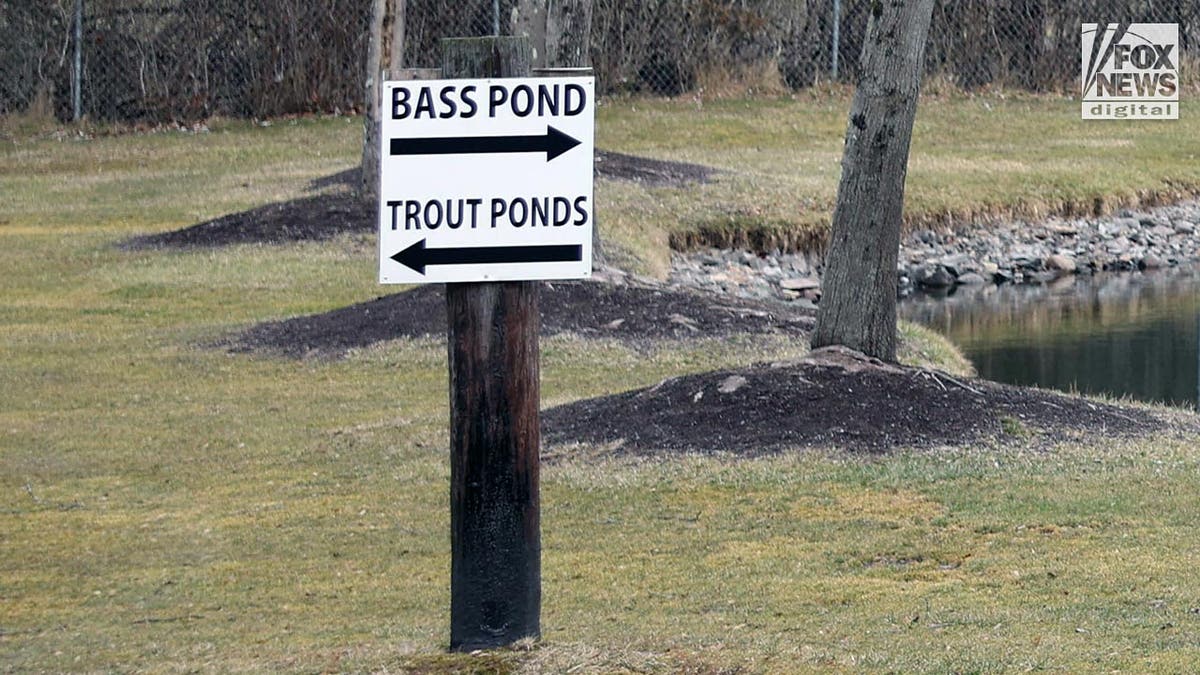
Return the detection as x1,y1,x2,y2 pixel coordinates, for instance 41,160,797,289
378,76,595,284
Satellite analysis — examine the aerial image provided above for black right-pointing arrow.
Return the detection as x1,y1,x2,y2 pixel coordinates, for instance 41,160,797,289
390,125,582,162
391,239,583,275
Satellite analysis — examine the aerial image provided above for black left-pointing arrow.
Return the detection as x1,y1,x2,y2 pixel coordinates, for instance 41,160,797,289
390,125,581,162
391,239,583,275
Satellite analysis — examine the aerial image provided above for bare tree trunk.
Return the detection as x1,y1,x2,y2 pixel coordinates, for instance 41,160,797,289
546,0,593,68
389,0,407,75
512,0,548,68
811,0,936,362
361,0,406,201
361,0,386,201
511,0,601,266
512,1,593,70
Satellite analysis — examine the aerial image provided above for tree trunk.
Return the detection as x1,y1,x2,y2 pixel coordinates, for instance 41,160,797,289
512,1,549,68
389,0,407,76
546,0,593,68
512,0,592,68
811,0,936,362
361,0,386,201
361,0,406,201
512,0,600,266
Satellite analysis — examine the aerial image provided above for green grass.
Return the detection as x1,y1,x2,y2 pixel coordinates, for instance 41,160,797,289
2,101,1200,672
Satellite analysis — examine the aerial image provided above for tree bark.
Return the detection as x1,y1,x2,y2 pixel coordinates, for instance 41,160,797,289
360,0,386,201
388,0,407,73
512,0,549,68
361,0,406,202
546,0,593,68
512,0,592,68
811,0,936,362
512,0,600,266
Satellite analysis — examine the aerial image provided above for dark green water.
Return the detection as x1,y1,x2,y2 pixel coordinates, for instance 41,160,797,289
900,269,1200,409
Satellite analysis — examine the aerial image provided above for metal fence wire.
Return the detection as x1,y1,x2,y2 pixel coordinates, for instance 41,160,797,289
2,0,1197,123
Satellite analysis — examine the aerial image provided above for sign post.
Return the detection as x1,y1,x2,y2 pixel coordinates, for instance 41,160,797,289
378,36,594,651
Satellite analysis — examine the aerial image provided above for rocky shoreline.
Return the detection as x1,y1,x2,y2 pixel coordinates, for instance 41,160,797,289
668,200,1200,304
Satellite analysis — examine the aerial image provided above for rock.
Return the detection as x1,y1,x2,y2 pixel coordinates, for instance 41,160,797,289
717,375,748,394
956,272,987,285
993,269,1014,284
1112,217,1141,231
1045,253,1077,274
1140,215,1170,229
604,318,626,330
1175,221,1196,235
779,276,820,291
914,265,956,288
1140,254,1164,270
938,253,977,275
1009,245,1045,270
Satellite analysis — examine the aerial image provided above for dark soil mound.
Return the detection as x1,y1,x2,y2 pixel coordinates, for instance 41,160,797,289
543,346,1165,456
123,152,715,250
122,192,373,250
225,280,813,358
595,150,717,187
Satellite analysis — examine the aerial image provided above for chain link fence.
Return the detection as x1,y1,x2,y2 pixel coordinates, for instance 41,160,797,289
2,0,1197,123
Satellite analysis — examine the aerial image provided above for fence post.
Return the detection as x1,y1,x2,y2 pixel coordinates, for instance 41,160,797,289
73,0,83,121
440,36,541,652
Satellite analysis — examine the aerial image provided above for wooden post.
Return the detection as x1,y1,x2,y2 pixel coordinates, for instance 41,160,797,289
441,36,541,652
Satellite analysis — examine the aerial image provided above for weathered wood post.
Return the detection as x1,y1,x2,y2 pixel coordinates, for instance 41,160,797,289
441,36,541,652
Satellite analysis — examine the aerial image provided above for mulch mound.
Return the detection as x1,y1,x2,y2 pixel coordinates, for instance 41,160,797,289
542,346,1166,456
121,152,716,250
224,280,814,358
121,192,373,250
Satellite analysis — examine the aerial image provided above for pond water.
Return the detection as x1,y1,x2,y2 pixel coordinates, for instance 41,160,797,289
900,269,1200,410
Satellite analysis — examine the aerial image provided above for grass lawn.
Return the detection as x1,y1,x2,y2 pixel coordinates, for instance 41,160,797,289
596,90,1200,274
3,96,1200,672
